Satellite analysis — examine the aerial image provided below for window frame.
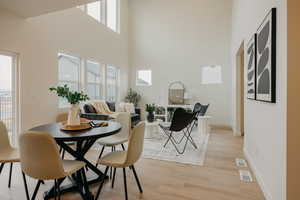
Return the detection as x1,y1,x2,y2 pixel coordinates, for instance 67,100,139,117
78,0,120,33
85,59,104,100
105,65,120,102
58,53,82,108
136,69,152,86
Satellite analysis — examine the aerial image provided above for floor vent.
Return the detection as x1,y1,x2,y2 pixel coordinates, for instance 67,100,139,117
236,158,248,168
239,170,253,182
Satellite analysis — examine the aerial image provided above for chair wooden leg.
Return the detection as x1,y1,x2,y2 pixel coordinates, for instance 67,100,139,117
96,146,105,168
95,166,109,200
8,162,13,188
22,172,30,200
123,168,128,200
111,168,116,188
131,165,143,193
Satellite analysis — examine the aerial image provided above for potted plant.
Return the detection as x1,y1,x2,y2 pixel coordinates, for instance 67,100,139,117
125,88,141,107
145,103,156,122
50,85,89,126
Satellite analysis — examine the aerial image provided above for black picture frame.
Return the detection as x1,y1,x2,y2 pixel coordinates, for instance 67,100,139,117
255,7,276,103
246,34,257,100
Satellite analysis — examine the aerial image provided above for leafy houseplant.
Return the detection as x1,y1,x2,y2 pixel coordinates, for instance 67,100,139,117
125,88,141,107
50,85,89,125
145,103,156,122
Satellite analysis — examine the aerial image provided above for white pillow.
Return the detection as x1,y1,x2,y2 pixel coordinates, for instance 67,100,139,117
124,103,135,114
116,102,126,112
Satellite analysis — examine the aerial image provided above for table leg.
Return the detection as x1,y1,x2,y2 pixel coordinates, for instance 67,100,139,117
44,139,105,200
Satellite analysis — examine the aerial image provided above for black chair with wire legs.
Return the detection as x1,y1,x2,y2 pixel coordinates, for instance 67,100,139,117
95,122,145,200
159,108,198,154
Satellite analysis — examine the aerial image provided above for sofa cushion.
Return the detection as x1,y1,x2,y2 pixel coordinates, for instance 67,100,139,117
84,104,97,114
106,101,116,112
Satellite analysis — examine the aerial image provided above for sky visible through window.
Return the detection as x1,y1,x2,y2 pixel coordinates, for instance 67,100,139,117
87,1,101,22
0,55,12,91
107,0,117,31
137,70,152,86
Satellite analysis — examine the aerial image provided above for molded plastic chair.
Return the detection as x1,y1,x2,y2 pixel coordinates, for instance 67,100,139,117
19,131,86,200
56,112,75,159
95,122,145,200
0,121,20,188
96,112,131,168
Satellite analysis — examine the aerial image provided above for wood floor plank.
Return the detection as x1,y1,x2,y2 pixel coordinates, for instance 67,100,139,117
0,129,265,200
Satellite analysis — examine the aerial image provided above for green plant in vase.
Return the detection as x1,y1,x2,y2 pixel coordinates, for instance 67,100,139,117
145,103,156,122
50,85,89,125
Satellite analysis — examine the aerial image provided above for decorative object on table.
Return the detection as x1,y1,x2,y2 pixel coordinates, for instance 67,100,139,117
125,88,141,107
49,85,89,126
256,8,276,103
145,103,156,122
246,34,257,100
60,122,91,132
168,81,185,105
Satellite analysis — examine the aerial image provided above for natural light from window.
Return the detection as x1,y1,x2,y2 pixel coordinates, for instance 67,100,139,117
136,70,152,86
87,1,101,22
201,65,222,84
58,53,81,107
106,65,120,102
86,60,103,100
106,0,118,32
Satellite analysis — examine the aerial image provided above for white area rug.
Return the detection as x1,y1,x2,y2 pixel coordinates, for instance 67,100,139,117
142,129,210,166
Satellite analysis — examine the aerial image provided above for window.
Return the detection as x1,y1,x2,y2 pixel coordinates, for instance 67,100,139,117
201,65,222,84
106,65,120,102
58,53,81,107
57,53,121,106
86,60,103,100
78,1,103,23
78,0,119,33
106,0,119,32
0,52,18,146
87,1,101,22
136,70,152,86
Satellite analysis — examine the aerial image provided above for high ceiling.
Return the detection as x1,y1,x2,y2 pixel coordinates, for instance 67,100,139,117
0,0,97,18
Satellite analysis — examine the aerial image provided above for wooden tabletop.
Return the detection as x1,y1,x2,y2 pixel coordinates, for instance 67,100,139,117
29,120,122,142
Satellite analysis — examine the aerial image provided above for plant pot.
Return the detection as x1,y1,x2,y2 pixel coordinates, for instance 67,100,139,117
147,112,155,122
67,104,81,126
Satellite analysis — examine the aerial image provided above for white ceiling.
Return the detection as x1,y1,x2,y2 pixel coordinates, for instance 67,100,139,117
0,0,96,18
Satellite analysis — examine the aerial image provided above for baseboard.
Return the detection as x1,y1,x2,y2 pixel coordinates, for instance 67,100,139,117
244,148,273,200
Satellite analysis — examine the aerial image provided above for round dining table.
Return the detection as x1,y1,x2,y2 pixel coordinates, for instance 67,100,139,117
30,120,122,200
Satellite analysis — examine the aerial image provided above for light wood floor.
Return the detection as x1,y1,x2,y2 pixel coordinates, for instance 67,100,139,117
0,129,265,200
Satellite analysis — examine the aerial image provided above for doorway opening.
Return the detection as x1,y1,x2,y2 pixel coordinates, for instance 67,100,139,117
0,51,18,146
236,42,245,136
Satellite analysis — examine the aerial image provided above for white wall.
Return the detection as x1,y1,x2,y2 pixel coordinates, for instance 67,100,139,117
231,0,287,200
0,0,129,131
128,0,233,126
